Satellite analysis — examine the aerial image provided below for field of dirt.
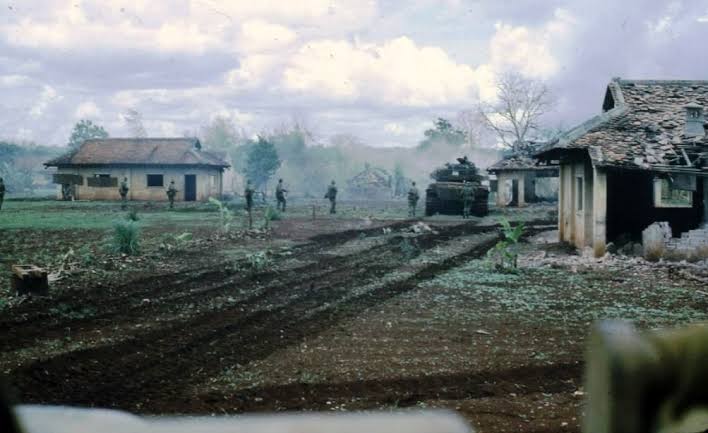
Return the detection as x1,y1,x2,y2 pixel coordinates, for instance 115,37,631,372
1,200,706,433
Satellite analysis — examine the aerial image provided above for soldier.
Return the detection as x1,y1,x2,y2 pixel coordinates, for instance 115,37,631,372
461,181,474,219
275,178,288,212
244,180,255,211
0,177,5,211
407,181,419,218
118,177,129,210
166,179,178,209
324,180,337,214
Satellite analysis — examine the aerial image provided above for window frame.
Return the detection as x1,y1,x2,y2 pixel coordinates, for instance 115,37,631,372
146,174,164,188
654,178,693,208
575,176,584,212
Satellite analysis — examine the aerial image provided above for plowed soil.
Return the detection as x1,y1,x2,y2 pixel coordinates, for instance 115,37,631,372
2,209,706,433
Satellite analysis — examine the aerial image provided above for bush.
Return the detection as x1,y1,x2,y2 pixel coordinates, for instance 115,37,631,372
126,208,140,221
209,197,233,233
111,220,140,255
487,218,525,271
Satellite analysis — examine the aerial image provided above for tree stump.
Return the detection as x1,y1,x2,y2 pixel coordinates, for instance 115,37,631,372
11,265,49,296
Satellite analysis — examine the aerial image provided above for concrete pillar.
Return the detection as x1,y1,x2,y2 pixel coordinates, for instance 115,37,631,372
592,167,607,257
517,175,526,207
496,173,507,207
703,177,708,226
558,165,565,241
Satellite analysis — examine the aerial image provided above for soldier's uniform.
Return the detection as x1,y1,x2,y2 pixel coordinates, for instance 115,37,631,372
119,178,129,210
461,182,474,219
407,182,419,218
166,180,177,209
244,181,255,211
325,181,337,214
0,177,5,211
275,180,288,212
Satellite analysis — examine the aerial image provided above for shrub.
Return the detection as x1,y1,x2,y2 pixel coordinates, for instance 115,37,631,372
487,218,525,271
244,251,272,273
111,220,140,255
209,197,234,233
261,206,281,229
126,208,140,221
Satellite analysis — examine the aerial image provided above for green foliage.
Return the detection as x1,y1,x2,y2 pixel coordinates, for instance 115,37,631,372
68,119,109,149
399,237,420,260
244,251,272,273
261,206,281,230
159,232,193,252
245,136,281,190
418,118,467,150
110,220,140,255
209,197,234,233
487,218,525,271
125,208,140,221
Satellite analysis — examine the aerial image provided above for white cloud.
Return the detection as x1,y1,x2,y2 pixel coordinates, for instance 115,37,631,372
283,37,481,106
0,74,31,87
74,100,101,119
237,20,297,53
384,122,406,135
488,8,575,79
30,85,61,117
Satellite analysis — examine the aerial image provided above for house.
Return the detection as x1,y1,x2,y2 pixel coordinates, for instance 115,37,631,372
346,163,393,200
44,138,230,202
537,78,708,257
487,149,558,207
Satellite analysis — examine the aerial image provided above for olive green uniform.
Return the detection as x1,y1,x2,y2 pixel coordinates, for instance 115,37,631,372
461,183,474,219
119,179,129,210
166,181,177,209
0,178,5,211
407,185,419,217
275,182,287,212
244,183,255,211
325,183,337,214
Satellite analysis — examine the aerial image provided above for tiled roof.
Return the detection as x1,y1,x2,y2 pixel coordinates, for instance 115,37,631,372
487,152,558,173
538,79,708,172
45,138,229,168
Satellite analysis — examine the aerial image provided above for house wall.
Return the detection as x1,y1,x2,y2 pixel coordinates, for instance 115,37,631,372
558,160,595,250
55,166,223,202
495,171,539,207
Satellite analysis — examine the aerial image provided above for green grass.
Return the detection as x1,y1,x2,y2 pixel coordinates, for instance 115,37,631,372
0,200,221,230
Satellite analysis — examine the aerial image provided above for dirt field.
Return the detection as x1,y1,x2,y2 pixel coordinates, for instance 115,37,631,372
1,199,706,433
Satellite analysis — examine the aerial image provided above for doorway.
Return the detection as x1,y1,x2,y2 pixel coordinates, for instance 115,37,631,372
184,175,196,201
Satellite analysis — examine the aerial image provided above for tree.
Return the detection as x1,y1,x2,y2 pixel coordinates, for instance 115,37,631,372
123,109,147,137
393,163,407,197
244,136,281,191
68,119,109,149
418,118,467,150
478,72,553,152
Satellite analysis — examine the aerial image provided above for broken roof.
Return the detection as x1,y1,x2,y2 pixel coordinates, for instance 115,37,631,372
487,152,558,173
45,138,229,168
538,78,708,174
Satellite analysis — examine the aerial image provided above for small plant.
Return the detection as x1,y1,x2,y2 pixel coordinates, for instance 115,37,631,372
240,251,272,273
261,206,281,229
159,232,193,252
209,197,233,233
487,218,525,271
111,220,140,255
125,208,140,221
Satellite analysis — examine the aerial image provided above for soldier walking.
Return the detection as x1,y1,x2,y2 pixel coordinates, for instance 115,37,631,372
407,181,419,218
275,179,288,212
324,180,337,214
119,177,129,210
244,180,255,228
461,181,474,219
0,177,5,211
166,179,178,209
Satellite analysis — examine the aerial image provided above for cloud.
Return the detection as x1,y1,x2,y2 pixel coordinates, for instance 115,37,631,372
237,20,297,53
0,74,31,87
29,85,61,118
488,8,575,79
74,101,101,119
283,36,481,106
384,122,406,135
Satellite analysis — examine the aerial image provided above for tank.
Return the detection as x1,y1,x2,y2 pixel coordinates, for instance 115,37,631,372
425,156,489,216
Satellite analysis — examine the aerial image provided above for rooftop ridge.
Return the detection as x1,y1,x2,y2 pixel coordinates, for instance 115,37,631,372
617,79,708,86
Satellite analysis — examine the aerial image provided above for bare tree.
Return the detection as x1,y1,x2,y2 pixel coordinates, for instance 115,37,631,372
455,109,493,148
123,109,147,138
478,72,553,152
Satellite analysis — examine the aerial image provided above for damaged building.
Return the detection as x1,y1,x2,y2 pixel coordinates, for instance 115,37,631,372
487,149,558,207
538,78,708,257
45,138,230,202
346,163,393,200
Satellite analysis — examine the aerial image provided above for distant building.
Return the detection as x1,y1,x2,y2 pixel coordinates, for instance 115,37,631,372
45,138,230,202
487,150,558,207
346,164,393,200
538,78,708,256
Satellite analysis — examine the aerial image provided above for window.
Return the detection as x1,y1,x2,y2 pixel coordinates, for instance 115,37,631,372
576,177,583,211
147,174,164,187
655,178,692,208
94,174,110,178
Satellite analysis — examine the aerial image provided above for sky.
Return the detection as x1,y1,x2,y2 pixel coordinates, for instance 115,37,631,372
1,0,707,148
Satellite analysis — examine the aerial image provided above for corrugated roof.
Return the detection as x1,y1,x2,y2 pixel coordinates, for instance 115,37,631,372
45,138,229,168
538,78,708,172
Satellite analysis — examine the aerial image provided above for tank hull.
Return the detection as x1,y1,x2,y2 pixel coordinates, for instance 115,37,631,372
425,183,489,217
